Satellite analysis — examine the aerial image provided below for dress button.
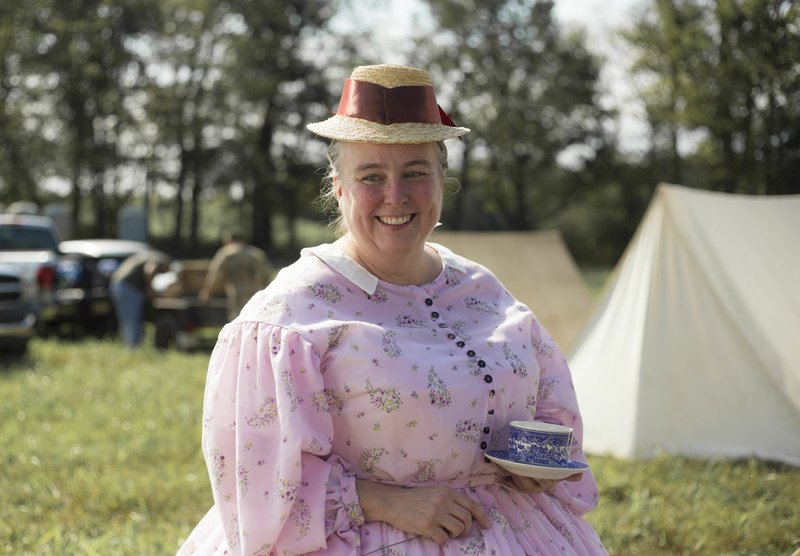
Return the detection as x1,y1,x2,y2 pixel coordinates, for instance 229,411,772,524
488,409,495,415
431,311,439,319
483,427,490,434
480,441,487,450
456,341,465,348
489,389,496,396
425,298,433,306
483,374,493,383
438,323,448,328
478,360,486,368
467,350,476,357
447,333,456,340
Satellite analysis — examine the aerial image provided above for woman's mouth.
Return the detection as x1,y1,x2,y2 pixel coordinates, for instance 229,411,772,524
377,214,414,225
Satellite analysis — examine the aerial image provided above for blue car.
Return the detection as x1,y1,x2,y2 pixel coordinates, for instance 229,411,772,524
54,239,158,335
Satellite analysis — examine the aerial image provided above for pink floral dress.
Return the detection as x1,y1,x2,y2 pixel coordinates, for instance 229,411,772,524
178,241,607,556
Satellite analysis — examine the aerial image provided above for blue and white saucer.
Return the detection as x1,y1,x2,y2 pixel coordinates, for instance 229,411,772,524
485,450,589,481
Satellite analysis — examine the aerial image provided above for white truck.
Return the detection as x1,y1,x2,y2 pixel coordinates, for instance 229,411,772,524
0,214,61,352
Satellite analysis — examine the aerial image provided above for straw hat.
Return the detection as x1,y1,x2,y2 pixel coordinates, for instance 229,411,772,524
307,64,470,144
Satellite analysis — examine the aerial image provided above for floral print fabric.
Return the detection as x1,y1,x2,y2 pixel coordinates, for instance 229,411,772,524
178,241,607,556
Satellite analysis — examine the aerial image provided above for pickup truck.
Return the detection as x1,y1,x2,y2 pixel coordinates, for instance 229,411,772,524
0,262,40,353
0,214,60,346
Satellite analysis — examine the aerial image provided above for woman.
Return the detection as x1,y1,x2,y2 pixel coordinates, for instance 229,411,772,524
179,64,607,555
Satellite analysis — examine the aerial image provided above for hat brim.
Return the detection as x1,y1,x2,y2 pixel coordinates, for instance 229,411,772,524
306,115,470,144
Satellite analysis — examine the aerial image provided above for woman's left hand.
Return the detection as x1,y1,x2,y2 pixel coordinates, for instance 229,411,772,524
504,472,583,494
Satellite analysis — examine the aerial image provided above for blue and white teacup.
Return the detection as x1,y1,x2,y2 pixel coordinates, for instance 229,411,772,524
508,420,573,466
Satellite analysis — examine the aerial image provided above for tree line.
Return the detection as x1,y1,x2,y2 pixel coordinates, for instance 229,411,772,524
1,0,798,265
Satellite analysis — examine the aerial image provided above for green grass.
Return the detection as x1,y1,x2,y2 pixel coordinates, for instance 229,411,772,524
0,339,212,555
587,455,800,555
2,339,799,555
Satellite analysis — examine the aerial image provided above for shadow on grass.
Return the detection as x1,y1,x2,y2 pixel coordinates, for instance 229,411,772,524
0,349,34,371
717,455,797,472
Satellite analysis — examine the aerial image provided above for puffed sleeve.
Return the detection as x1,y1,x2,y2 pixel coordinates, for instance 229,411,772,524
531,317,601,515
201,322,363,555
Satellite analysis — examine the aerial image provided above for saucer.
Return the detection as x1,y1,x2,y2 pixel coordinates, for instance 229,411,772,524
485,450,589,481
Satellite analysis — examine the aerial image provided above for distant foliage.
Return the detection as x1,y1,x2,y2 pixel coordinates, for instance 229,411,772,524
421,0,612,232
623,0,800,195
0,0,336,250
1,0,797,266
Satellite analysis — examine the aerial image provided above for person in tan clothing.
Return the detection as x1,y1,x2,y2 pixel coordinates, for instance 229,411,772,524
199,232,273,320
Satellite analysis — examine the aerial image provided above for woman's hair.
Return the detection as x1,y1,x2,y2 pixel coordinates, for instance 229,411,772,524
317,141,455,236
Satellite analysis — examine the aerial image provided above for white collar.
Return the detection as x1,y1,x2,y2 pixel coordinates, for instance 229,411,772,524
303,240,466,295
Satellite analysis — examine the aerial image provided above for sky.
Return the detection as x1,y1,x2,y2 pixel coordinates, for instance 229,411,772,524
554,0,651,154
331,0,651,155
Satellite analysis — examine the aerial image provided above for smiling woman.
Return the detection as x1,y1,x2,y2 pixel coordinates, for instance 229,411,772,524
319,140,450,236
333,142,445,285
178,64,607,556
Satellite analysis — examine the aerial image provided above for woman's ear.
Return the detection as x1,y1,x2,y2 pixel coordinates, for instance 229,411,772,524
333,176,343,200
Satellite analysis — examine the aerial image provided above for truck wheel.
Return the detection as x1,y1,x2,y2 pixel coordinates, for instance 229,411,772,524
0,339,29,366
154,314,179,350
89,314,117,338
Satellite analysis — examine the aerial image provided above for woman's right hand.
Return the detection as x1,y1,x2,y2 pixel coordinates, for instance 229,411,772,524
356,480,490,544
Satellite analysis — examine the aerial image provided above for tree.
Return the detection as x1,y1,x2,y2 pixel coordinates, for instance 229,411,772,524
0,2,57,205
422,0,611,231
138,0,338,253
143,0,229,249
19,0,161,236
216,0,333,251
623,0,800,195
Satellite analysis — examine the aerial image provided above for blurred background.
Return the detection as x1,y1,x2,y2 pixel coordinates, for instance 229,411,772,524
2,0,798,267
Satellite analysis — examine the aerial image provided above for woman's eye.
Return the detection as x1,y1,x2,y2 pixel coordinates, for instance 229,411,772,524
360,174,383,184
405,171,426,179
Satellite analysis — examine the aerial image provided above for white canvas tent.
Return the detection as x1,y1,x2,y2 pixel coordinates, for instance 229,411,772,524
431,230,592,351
569,184,800,465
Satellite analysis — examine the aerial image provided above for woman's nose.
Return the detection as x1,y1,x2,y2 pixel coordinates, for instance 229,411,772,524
383,177,408,205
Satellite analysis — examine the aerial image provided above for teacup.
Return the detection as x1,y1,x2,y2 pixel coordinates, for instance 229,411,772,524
508,420,573,466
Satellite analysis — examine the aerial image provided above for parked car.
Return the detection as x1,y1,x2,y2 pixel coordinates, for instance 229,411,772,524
55,239,158,335
0,262,40,353
0,214,60,337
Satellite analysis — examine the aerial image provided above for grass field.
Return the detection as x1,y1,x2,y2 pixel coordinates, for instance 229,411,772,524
2,338,799,555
